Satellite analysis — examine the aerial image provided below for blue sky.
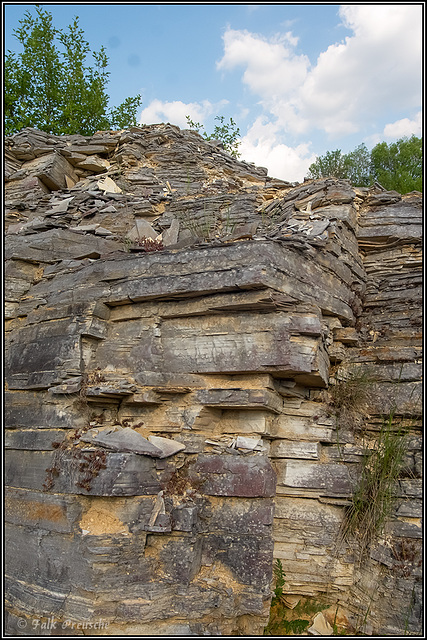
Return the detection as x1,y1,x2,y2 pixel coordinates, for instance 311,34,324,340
4,3,423,182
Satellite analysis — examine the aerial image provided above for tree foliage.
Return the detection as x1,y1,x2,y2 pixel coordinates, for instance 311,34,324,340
370,136,422,194
5,6,142,136
186,115,241,158
306,149,349,182
344,143,371,187
306,137,422,194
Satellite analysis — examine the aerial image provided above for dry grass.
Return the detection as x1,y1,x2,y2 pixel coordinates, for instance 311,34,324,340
328,366,375,433
341,409,409,553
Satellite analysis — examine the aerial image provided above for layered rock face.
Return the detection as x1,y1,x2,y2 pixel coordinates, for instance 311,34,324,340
4,125,422,635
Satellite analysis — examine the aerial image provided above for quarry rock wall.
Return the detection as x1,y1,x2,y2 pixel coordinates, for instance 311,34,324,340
4,125,422,635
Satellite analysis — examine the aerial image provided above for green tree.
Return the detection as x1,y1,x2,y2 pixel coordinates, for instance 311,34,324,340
109,95,144,131
186,114,241,158
56,16,111,134
306,149,348,181
306,137,422,193
370,136,422,194
5,6,142,136
344,143,371,187
306,145,371,186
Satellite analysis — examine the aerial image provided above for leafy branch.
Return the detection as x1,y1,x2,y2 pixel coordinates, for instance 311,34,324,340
186,115,241,158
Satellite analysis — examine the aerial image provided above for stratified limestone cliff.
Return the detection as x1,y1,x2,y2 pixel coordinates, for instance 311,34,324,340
4,125,422,635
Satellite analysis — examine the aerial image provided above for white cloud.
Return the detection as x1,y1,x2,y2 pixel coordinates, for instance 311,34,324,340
305,4,422,130
217,29,309,102
239,117,316,183
217,5,422,138
383,112,422,139
139,99,228,128
365,111,422,148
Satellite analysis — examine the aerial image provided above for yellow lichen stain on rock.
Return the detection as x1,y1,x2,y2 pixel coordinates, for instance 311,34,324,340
397,516,421,529
32,266,45,284
79,500,129,536
5,496,67,526
153,202,166,215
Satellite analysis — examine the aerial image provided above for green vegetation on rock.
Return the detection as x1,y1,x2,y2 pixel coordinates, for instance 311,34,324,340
186,114,241,158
